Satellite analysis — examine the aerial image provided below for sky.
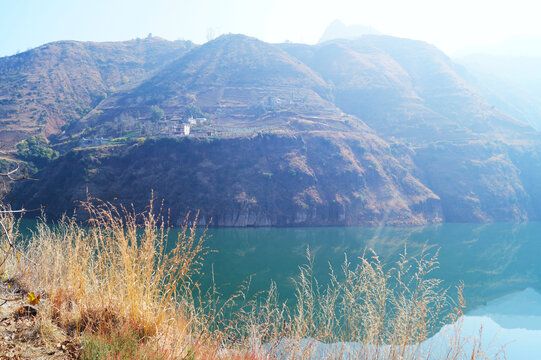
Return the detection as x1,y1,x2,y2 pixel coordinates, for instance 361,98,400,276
1,0,541,57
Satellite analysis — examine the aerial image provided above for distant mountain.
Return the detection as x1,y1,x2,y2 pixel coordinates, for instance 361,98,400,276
319,20,381,43
282,36,532,143
0,37,193,146
456,54,541,130
454,35,541,57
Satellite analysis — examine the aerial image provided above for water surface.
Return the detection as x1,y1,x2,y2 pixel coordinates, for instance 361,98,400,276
195,222,541,313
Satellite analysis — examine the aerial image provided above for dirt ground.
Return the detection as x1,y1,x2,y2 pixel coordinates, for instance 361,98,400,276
0,281,79,359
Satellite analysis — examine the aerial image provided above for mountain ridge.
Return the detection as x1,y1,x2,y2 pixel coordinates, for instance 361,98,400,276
4,33,541,226
319,20,381,43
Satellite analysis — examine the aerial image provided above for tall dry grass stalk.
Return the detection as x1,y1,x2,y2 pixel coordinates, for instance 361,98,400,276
215,247,470,360
0,200,500,359
3,199,205,355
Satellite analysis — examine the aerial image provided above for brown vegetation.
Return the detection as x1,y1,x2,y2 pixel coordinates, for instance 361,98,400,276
0,199,500,359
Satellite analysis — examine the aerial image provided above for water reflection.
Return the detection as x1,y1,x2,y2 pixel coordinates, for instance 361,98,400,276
19,219,541,312
196,223,541,312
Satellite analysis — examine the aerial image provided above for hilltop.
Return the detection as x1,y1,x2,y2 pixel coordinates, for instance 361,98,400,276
68,34,357,141
319,20,381,43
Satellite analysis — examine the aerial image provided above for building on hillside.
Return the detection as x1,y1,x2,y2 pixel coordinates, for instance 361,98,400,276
80,137,109,147
164,119,193,136
166,122,183,136
190,125,214,137
163,117,214,137
186,117,208,126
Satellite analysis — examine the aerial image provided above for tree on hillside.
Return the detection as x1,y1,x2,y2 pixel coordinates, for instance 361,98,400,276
151,105,165,122
184,104,204,119
16,136,59,168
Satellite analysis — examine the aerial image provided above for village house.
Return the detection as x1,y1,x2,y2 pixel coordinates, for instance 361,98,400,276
80,137,109,147
164,116,213,137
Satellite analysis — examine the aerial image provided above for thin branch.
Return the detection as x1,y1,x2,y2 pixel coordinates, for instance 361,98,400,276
0,209,27,214
0,219,13,247
0,218,14,269
0,164,20,177
0,206,45,214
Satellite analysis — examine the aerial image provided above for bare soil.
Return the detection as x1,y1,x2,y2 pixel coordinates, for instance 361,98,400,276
0,281,79,359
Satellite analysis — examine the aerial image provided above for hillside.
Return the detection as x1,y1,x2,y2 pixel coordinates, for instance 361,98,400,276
12,36,444,226
281,36,533,143
69,34,360,140
0,37,193,147
6,34,541,225
16,134,441,226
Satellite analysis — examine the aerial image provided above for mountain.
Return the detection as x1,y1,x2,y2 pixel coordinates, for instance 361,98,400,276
14,35,442,226
281,36,533,143
456,54,541,130
319,20,381,43
7,34,541,226
73,34,356,139
0,37,193,147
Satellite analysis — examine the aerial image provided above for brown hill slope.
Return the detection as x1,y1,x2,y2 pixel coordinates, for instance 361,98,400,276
281,36,534,143
277,36,541,223
75,34,362,139
16,134,442,226
0,37,193,146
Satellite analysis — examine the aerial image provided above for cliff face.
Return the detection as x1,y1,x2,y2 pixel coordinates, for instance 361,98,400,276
20,132,541,225
16,134,442,227
413,142,531,222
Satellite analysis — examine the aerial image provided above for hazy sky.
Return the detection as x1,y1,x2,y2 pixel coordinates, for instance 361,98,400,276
1,0,540,57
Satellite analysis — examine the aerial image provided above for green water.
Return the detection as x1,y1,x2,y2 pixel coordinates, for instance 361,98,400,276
192,223,541,312
19,220,541,312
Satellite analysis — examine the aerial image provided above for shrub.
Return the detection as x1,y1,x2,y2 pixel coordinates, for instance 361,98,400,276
16,136,59,167
151,105,165,122
183,104,204,119
80,325,168,360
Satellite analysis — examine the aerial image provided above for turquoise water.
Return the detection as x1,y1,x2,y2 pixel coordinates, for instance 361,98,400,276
18,220,540,357
19,220,541,312
193,223,541,312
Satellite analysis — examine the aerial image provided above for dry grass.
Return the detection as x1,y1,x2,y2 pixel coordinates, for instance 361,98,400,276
0,200,501,359
1,199,206,357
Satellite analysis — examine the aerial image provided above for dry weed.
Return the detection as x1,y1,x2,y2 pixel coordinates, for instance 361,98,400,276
0,200,501,359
